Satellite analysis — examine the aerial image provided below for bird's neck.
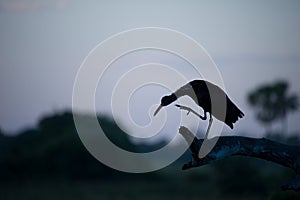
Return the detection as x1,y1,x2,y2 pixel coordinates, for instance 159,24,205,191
168,93,177,103
174,83,194,98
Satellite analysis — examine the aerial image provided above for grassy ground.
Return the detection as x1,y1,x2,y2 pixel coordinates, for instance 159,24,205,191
1,164,300,200
2,180,300,200
1,158,300,200
0,179,262,200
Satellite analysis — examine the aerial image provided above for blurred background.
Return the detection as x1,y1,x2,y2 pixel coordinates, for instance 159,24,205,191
1,0,300,199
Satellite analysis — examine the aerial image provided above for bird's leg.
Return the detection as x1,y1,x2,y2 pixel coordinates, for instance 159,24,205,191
175,104,207,121
204,113,213,139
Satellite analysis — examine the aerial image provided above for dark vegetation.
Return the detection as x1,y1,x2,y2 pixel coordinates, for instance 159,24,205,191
248,80,298,133
0,111,300,200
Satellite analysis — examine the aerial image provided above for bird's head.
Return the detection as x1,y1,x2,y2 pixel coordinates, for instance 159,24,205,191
153,94,177,116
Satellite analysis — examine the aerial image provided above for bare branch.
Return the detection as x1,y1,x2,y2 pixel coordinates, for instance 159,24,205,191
178,126,300,192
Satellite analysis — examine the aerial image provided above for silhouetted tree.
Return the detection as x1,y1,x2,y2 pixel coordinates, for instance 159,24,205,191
273,81,298,133
248,80,298,133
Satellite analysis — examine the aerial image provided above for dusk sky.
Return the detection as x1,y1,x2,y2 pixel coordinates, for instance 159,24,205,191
1,0,300,140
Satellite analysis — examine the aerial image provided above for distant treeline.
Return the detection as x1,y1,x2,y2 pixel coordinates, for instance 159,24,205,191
0,110,299,183
0,111,170,181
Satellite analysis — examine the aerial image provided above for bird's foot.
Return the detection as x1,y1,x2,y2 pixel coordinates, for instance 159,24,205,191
175,104,191,115
175,104,206,119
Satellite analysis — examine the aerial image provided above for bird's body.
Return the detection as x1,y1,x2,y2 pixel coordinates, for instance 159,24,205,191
154,80,244,133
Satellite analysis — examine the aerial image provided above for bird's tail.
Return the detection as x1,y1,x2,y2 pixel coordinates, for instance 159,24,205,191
225,101,244,129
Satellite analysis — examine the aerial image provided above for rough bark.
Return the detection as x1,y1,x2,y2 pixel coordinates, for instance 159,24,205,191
179,126,300,192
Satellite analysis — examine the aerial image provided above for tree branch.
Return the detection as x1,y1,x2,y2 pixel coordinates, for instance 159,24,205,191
179,126,300,192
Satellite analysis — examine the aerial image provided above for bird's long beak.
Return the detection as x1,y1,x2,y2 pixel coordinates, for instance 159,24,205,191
153,105,163,116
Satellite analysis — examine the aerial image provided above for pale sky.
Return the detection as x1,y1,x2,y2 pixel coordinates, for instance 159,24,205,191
0,0,300,140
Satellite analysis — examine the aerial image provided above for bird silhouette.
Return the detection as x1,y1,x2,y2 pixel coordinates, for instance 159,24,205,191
154,80,244,138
